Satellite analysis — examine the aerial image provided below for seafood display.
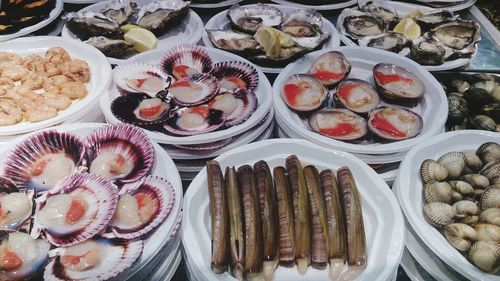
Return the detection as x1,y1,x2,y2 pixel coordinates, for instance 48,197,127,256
420,142,500,273
281,50,424,142
65,0,191,58
338,1,481,66
111,44,259,136
0,0,56,35
207,156,367,280
0,124,176,280
434,72,500,132
206,4,331,67
0,47,91,126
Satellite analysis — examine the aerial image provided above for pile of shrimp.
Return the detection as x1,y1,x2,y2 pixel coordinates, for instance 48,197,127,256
0,47,91,126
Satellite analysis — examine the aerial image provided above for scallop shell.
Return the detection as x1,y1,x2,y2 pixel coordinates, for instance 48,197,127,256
0,188,33,230
34,173,118,247
444,223,477,251
170,74,219,107
476,142,500,164
479,208,500,226
111,94,171,127
212,61,259,93
423,202,456,228
44,237,143,281
480,185,500,210
113,62,172,96
208,89,258,127
420,159,448,184
0,176,18,193
480,162,500,181
463,174,490,189
160,44,213,80
437,151,466,179
423,181,452,203
109,176,175,239
85,124,155,184
474,223,500,242
2,131,86,192
163,106,225,136
464,151,483,172
468,241,500,273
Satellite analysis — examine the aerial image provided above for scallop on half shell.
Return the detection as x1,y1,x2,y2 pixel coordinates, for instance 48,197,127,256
169,74,219,107
163,105,225,136
160,44,213,80
212,61,259,93
113,62,172,96
111,94,171,127
208,89,258,127
0,177,32,230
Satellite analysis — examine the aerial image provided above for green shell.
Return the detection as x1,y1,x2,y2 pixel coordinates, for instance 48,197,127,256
447,95,469,126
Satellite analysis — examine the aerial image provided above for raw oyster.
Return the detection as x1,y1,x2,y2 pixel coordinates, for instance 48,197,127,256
335,79,379,114
227,3,283,34
34,173,118,247
0,179,32,230
0,230,50,280
414,11,456,31
373,64,425,100
44,237,143,280
111,94,171,127
361,32,408,53
102,0,136,25
135,0,190,36
164,105,225,136
85,36,135,59
340,9,384,40
2,131,86,192
359,2,398,27
309,108,368,140
308,51,351,86
65,11,122,41
368,106,423,140
161,44,213,80
169,74,219,107
208,89,258,127
113,62,172,96
212,61,259,93
430,20,480,51
410,37,447,66
281,74,328,112
281,8,323,37
206,29,262,56
85,124,155,183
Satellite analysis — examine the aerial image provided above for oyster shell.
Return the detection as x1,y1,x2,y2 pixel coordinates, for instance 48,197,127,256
340,9,384,40
437,151,466,179
430,20,480,51
161,44,213,80
420,159,448,184
102,0,136,25
135,0,190,36
85,36,135,59
423,202,456,228
368,106,423,141
360,2,398,27
113,62,172,96
111,94,171,127
281,74,328,112
227,3,283,34
414,11,456,31
335,79,379,114
281,8,323,37
410,37,447,66
212,61,259,93
423,181,452,204
360,32,408,53
170,74,219,107
372,63,425,100
208,90,258,127
468,241,500,273
163,105,225,136
309,108,368,141
65,11,122,41
206,29,262,56
0,180,32,230
308,51,351,86
2,131,86,192
444,223,477,251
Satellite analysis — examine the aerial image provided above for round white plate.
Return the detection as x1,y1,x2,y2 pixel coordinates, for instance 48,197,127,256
0,36,112,136
100,46,273,145
395,130,500,281
61,0,204,65
271,0,357,10
390,0,477,12
273,46,447,155
202,4,341,74
337,1,474,71
182,139,404,281
190,0,242,8
0,0,63,42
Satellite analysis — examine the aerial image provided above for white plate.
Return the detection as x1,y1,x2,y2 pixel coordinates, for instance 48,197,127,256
273,46,447,155
0,36,112,136
100,46,273,145
182,139,404,281
0,0,63,42
61,0,204,65
271,0,357,10
337,1,474,71
63,0,99,3
0,123,183,280
395,130,500,281
390,0,477,12
202,4,341,74
190,0,242,8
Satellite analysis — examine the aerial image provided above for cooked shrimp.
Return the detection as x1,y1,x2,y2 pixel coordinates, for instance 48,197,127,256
5,85,31,98
0,99,23,126
25,104,57,122
21,74,44,90
60,59,90,83
21,54,44,69
60,81,87,99
0,52,22,64
43,93,71,110
1,65,29,81
15,94,44,112
0,78,14,92
45,47,71,64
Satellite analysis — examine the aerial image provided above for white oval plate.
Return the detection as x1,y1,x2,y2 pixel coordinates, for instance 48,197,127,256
0,36,111,136
337,1,474,71
273,46,447,155
61,0,204,65
202,4,341,74
0,0,63,42
182,139,404,281
271,0,357,10
190,0,242,8
395,130,500,281
100,46,273,145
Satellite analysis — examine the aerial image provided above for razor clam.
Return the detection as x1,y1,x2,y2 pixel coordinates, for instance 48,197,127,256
444,223,477,251
272,166,295,267
337,167,367,280
468,241,500,273
254,161,278,281
286,155,311,275
320,169,346,279
207,160,229,274
225,167,244,281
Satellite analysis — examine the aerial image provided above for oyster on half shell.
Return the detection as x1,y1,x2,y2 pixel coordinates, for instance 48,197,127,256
135,0,190,36
227,3,283,35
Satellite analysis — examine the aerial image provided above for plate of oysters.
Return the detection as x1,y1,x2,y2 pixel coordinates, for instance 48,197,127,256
202,3,340,74
270,0,357,11
61,0,204,64
396,130,500,281
0,123,183,280
337,0,481,71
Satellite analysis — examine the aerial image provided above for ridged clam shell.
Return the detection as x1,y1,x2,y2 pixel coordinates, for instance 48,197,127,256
423,182,452,203
423,202,456,228
163,106,225,136
463,174,490,189
437,151,466,179
113,62,172,96
208,89,258,127
160,44,213,80
44,237,143,281
449,181,474,198
109,176,175,239
453,200,479,217
480,185,500,210
479,208,500,226
85,124,155,184
474,223,500,242
464,151,483,172
34,173,118,247
476,142,500,164
2,131,86,192
170,74,219,107
420,159,448,184
212,61,259,93
480,162,500,181
468,241,500,273
444,223,477,252
111,94,170,127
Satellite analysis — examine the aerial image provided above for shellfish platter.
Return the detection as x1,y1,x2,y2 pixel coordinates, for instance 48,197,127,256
202,3,341,74
396,130,500,281
337,0,481,71
0,36,111,136
273,46,447,158
183,139,405,281
270,0,357,11
0,123,183,280
61,0,204,64
101,44,273,146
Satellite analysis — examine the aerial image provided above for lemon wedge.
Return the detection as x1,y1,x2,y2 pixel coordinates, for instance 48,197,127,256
273,29,295,48
124,28,158,53
254,26,281,58
393,18,421,40
120,23,141,33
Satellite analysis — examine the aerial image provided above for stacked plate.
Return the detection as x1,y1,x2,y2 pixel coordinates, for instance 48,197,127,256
100,45,274,181
394,130,500,281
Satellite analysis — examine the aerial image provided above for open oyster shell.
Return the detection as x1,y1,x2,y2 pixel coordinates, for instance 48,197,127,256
65,11,122,41
135,0,190,36
206,29,262,57
227,3,283,35
102,0,136,25
338,8,384,41
85,36,135,59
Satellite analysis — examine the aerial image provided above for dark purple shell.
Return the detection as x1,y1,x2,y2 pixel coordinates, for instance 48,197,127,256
372,63,425,100
309,51,351,86
170,74,219,107
111,93,170,127
368,106,423,140
160,44,213,80
208,89,258,127
163,106,225,136
212,61,259,93
0,176,19,193
172,138,233,151
308,108,368,140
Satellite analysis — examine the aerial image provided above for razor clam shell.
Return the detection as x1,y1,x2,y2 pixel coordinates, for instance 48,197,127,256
225,167,244,281
438,151,466,179
423,202,456,228
420,159,448,184
444,223,477,252
468,241,500,273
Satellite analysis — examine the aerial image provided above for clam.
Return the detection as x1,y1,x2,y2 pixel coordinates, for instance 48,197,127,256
281,74,328,112
474,223,500,242
463,152,483,172
368,106,423,141
363,32,408,53
163,105,225,136
309,109,368,141
481,162,500,181
453,200,479,218
225,167,244,281
449,181,474,199
476,142,500,164
480,185,500,210
423,202,456,228
444,223,477,251
423,182,452,204
65,11,122,41
227,3,283,34
111,94,170,127
207,90,258,127
0,179,32,230
135,0,190,36
308,51,351,86
335,79,379,114
479,208,500,226
169,74,219,107
85,36,134,59
463,174,490,189
463,87,495,108
467,115,497,132
161,44,213,80
437,151,466,179
207,29,262,56
420,159,448,184
468,241,500,273
480,103,500,123
447,95,468,126
212,61,259,93
372,63,425,100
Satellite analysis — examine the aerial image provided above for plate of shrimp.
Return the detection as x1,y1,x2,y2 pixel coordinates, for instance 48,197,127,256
0,36,111,136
